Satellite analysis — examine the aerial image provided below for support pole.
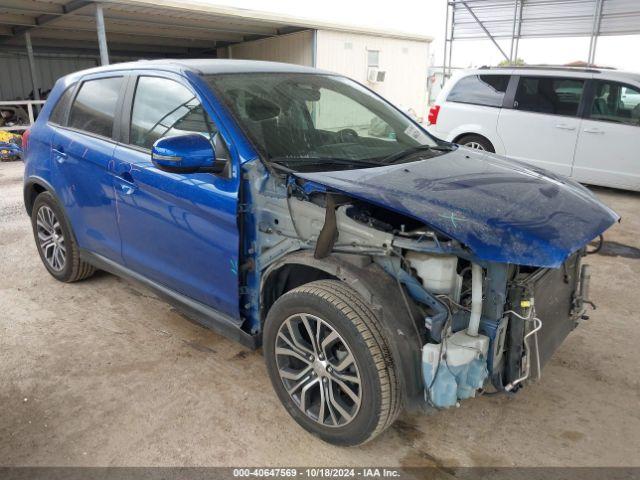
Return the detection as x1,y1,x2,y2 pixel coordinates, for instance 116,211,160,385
442,1,450,87
587,0,603,66
25,32,40,102
95,3,110,66
447,7,454,77
513,0,523,63
509,0,519,63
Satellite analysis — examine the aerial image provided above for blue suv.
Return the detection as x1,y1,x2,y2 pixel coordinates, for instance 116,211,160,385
23,60,618,445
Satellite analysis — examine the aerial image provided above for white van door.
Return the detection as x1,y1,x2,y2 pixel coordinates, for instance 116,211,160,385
572,80,640,191
497,76,586,176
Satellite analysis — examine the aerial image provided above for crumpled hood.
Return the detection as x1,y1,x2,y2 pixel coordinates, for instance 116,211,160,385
293,148,619,268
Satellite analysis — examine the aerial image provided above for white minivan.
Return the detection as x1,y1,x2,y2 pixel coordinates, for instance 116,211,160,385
428,67,640,191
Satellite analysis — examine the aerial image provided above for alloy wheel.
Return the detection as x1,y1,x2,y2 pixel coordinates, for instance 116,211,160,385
275,313,362,428
36,205,66,271
465,141,486,150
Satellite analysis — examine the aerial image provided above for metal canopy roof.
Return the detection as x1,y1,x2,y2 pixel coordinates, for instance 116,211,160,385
0,0,431,58
451,0,640,40
442,0,640,81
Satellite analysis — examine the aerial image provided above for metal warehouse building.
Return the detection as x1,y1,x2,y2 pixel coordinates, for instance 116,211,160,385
0,0,432,123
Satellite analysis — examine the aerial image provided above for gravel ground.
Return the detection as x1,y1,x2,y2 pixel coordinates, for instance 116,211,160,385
1,160,639,467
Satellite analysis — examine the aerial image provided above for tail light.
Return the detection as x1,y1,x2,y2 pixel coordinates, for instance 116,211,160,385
427,105,440,126
21,128,31,152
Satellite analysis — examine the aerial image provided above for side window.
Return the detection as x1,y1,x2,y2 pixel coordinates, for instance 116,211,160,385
447,75,509,107
68,77,123,137
514,76,584,116
589,80,640,126
129,76,227,158
49,86,75,125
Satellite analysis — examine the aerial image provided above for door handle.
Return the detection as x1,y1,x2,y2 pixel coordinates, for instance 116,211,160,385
555,124,576,131
116,170,137,195
584,128,604,134
52,147,67,163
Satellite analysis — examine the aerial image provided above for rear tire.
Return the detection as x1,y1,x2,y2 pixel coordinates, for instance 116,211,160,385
458,134,495,153
263,280,401,446
31,191,95,283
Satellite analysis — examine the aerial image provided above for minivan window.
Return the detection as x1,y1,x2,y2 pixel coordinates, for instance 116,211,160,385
67,77,123,138
514,77,584,116
130,76,219,151
206,73,440,171
447,75,509,107
589,80,640,126
49,86,75,125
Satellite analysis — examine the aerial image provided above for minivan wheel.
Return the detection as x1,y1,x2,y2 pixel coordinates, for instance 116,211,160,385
31,192,95,283
263,280,400,446
458,134,495,153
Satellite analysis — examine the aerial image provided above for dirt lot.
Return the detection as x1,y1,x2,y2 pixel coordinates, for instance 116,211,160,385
1,159,639,467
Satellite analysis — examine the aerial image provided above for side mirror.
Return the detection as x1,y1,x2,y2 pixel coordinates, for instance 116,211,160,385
151,133,224,174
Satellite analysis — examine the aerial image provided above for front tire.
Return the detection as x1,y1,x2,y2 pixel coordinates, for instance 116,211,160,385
263,280,400,446
31,191,95,283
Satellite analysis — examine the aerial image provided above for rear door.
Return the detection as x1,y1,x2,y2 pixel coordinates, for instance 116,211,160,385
497,75,587,176
111,72,240,317
50,74,126,262
572,79,640,190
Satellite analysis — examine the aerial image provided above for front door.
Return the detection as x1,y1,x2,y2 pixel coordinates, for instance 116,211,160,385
497,75,586,176
572,80,640,190
112,74,240,317
51,75,126,262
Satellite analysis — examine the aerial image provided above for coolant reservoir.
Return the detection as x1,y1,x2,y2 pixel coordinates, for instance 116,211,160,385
405,252,462,300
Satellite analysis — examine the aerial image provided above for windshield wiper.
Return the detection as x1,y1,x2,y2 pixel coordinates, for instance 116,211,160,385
380,144,455,164
269,156,385,168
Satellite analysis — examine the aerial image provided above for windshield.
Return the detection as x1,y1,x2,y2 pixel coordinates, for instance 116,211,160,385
205,73,445,171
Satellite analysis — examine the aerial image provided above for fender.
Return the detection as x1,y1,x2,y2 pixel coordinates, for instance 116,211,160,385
261,250,426,410
448,126,507,155
23,176,59,216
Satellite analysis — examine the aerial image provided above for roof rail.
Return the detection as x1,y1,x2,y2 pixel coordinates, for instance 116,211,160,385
478,65,615,74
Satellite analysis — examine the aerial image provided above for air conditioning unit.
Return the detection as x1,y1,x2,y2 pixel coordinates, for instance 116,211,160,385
367,67,386,83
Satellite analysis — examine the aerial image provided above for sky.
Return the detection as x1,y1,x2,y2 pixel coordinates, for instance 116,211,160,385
195,0,640,72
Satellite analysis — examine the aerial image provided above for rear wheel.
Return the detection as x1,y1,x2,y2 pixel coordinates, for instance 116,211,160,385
31,192,95,283
263,280,400,446
458,134,495,153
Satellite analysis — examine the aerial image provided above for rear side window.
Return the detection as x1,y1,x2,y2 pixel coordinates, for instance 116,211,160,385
49,86,75,125
514,76,584,116
589,80,640,126
447,75,509,107
68,77,123,138
129,76,219,150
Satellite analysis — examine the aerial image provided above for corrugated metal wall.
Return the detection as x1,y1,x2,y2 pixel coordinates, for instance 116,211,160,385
0,53,98,100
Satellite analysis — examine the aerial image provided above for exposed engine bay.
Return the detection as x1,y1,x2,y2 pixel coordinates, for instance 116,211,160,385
240,160,595,409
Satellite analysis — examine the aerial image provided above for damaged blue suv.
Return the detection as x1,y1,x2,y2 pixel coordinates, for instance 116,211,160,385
23,60,618,445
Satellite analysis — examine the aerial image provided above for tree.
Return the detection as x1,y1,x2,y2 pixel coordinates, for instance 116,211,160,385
498,58,526,67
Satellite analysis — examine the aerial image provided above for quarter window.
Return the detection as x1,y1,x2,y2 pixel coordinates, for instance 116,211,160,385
49,86,75,125
129,76,221,151
514,77,584,116
447,75,509,107
68,77,123,138
589,80,640,126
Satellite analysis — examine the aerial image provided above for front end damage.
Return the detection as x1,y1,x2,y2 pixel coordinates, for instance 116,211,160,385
238,157,614,410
